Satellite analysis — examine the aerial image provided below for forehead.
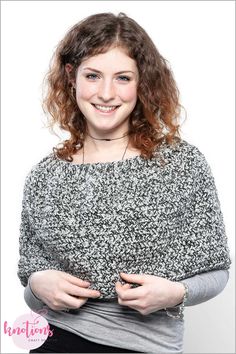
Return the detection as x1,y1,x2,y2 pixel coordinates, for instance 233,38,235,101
78,47,138,73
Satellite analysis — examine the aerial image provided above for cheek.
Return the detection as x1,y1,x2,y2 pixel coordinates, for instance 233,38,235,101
76,82,97,101
118,85,137,102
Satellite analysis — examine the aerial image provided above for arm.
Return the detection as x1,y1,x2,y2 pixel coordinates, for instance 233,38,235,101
164,269,229,319
181,147,231,274
115,269,229,316
17,169,63,287
180,269,229,307
24,276,46,312
18,169,100,311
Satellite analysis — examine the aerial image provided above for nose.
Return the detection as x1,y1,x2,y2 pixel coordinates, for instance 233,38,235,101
97,79,116,102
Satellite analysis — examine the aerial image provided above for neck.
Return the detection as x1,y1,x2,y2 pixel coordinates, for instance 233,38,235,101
84,129,130,153
86,131,129,141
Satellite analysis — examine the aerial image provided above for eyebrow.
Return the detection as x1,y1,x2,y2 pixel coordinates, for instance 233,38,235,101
82,67,135,75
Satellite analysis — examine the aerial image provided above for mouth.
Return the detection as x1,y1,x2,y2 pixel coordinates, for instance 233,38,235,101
91,103,121,114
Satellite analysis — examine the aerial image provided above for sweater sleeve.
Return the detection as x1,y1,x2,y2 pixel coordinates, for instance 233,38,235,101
180,269,229,306
176,146,231,275
17,167,63,287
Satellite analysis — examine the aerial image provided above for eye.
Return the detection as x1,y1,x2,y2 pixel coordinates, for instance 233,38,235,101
86,73,99,80
117,76,130,81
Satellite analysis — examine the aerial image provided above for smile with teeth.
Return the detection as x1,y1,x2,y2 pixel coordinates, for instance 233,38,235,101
92,104,120,112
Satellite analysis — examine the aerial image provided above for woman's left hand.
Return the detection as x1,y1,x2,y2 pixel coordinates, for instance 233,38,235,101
115,272,185,315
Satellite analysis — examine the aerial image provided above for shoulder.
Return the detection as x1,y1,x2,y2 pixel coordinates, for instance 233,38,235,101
23,152,57,192
159,138,204,158
159,138,211,171
154,138,215,185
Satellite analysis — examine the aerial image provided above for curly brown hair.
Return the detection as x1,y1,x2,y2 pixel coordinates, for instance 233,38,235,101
43,12,184,162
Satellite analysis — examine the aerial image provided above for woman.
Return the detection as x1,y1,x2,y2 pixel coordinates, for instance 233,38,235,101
17,12,231,354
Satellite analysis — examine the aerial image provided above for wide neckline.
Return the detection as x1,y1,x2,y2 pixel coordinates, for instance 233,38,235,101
50,139,184,170
53,152,144,169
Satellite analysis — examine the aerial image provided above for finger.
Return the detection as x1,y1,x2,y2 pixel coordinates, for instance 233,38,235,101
64,283,101,298
122,283,131,290
120,272,145,285
117,298,141,312
77,287,101,298
115,282,124,296
116,281,131,289
62,294,88,309
115,282,143,301
63,273,91,288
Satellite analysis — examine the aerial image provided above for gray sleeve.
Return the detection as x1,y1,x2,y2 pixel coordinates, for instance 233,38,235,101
24,269,229,313
180,269,229,306
24,276,47,312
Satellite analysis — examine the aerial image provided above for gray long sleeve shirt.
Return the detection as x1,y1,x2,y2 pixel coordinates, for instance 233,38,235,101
24,270,229,354
18,139,231,353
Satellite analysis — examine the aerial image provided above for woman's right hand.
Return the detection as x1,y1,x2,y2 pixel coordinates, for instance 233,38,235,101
29,270,101,311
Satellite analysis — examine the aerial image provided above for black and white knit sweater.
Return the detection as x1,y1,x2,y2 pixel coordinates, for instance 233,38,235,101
17,139,231,299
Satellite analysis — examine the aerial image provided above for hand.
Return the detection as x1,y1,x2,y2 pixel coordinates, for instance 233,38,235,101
115,272,185,315
29,270,101,311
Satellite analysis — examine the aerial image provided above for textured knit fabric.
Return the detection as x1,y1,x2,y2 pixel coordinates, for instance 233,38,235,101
24,269,229,354
17,139,231,299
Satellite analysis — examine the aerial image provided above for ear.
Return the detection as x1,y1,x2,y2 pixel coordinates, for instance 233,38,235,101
65,63,76,88
65,63,73,74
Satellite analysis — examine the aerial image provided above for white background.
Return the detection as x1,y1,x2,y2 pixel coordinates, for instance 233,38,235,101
1,1,235,353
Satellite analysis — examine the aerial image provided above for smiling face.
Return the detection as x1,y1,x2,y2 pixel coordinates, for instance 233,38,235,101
73,47,139,137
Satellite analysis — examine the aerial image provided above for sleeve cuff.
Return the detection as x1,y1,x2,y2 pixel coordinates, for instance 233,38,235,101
24,278,46,312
